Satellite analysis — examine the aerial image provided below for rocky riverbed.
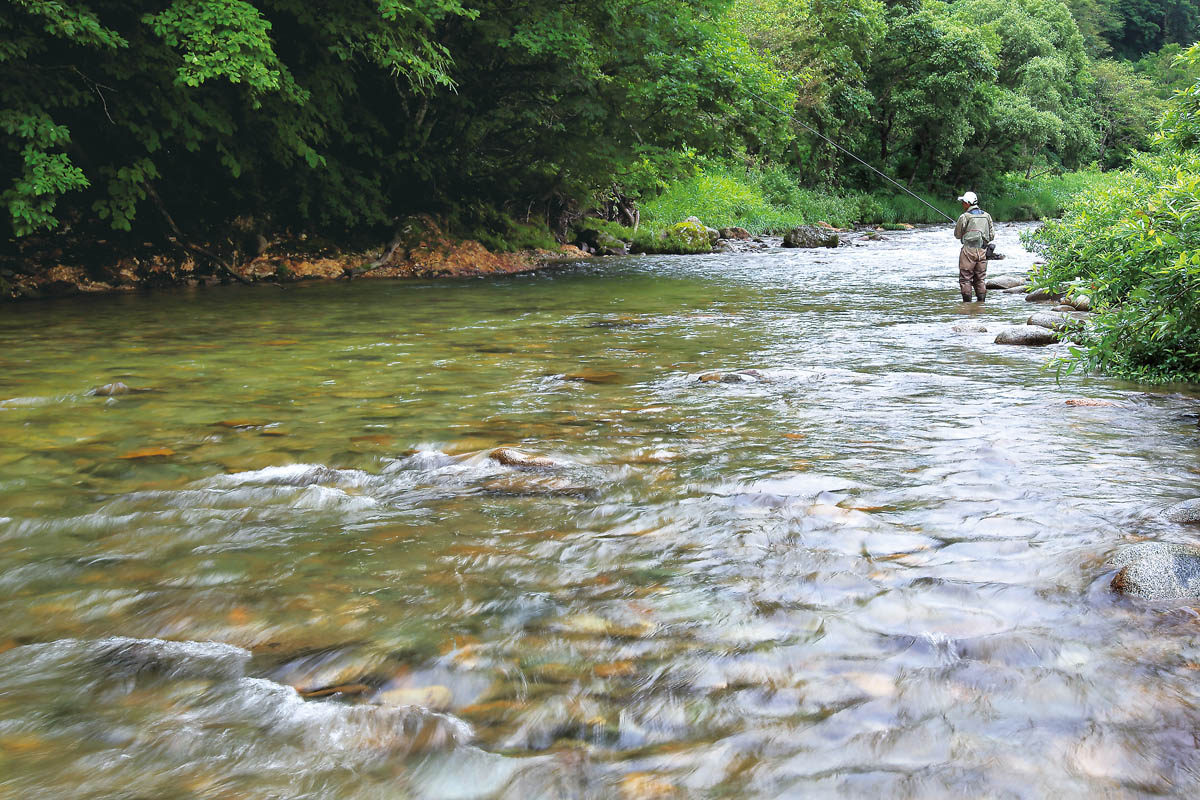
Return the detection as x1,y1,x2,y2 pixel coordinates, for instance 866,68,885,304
2,221,1200,797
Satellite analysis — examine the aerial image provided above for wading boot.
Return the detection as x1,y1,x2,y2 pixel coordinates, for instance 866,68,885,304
962,294,972,302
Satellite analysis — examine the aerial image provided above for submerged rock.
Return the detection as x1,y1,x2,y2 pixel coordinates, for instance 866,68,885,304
698,369,768,384
952,323,988,333
986,275,1026,290
376,685,454,711
1111,542,1200,600
995,327,1058,346
1165,499,1200,524
782,226,839,249
89,382,131,396
490,448,563,469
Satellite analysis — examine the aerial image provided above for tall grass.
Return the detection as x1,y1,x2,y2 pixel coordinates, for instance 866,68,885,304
637,163,1117,234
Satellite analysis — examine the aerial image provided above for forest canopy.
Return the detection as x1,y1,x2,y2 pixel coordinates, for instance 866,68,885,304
1,0,1196,253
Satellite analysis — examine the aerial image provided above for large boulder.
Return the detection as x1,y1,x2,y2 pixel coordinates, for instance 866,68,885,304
986,275,1026,290
782,226,839,249
667,219,712,252
1111,542,1200,600
1165,499,1200,524
1027,312,1080,332
995,326,1058,346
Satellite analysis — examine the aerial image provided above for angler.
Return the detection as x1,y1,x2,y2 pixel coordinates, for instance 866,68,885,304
953,191,995,303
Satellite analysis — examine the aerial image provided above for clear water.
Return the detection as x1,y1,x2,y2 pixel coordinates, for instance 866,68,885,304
2,225,1199,799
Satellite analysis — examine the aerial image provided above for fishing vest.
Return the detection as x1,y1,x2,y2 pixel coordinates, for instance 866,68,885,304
960,208,990,249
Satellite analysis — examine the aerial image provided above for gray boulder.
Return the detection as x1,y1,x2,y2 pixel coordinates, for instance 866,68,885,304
1111,542,1200,600
782,226,839,249
1027,312,1080,332
986,275,1026,290
1165,498,1200,524
1025,288,1061,303
1067,294,1093,312
995,326,1058,346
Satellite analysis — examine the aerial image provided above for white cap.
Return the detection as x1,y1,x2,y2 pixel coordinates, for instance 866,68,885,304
957,191,978,204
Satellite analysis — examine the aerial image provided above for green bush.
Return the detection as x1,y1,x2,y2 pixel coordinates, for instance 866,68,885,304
1025,153,1200,382
1022,43,1200,384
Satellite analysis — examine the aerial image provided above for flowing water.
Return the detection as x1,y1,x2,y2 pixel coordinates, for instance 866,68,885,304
2,225,1200,799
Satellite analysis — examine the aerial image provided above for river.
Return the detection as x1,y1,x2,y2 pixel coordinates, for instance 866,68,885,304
2,224,1199,798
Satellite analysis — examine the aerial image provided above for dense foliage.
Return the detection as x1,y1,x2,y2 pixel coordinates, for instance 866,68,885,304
1,0,1196,266
1026,43,1200,383
1,0,790,257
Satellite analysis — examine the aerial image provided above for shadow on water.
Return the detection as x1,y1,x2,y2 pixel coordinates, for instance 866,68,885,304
2,223,1200,797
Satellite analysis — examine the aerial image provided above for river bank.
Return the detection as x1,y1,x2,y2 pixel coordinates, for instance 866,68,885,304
1,216,590,303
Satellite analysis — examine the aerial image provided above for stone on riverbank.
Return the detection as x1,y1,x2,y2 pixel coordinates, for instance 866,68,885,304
1165,499,1200,524
1111,542,1200,600
995,326,1058,346
986,275,1026,290
576,228,629,256
782,226,839,249
667,219,712,251
719,227,752,240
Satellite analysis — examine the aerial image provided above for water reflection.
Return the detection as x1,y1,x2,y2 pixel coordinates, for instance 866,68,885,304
2,224,1200,797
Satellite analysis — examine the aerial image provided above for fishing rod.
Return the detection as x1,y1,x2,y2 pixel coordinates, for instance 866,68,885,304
741,87,958,224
